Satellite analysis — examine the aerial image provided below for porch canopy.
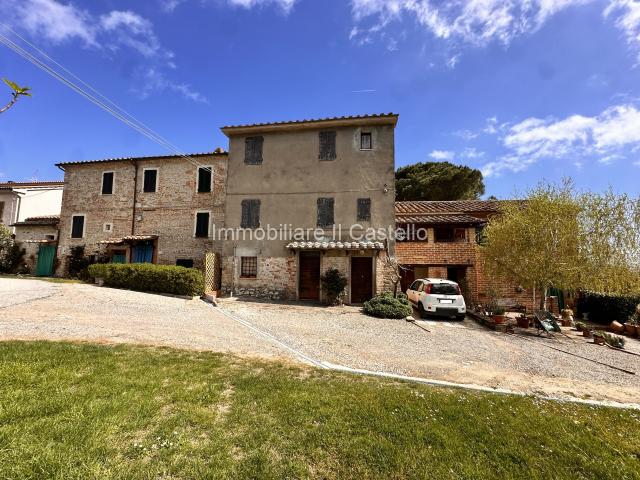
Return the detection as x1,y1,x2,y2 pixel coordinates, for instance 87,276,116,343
98,235,158,245
286,241,384,250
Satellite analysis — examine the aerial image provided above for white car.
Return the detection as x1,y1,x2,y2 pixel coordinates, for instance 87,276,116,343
406,278,466,320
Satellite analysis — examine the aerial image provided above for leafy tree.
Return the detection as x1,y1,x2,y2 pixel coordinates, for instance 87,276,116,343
395,161,485,201
480,180,640,310
1,78,31,114
0,224,25,273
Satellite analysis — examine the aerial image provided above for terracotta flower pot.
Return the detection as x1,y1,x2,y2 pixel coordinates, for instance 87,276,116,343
583,329,592,338
624,324,637,337
610,321,625,334
517,317,529,328
594,335,605,345
493,314,505,325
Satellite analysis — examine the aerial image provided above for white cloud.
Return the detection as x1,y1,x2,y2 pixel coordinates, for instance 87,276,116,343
634,160,640,167
605,0,640,63
453,129,478,141
226,0,297,13
429,150,455,160
461,147,485,159
481,103,640,176
136,68,208,103
350,0,592,50
100,11,165,58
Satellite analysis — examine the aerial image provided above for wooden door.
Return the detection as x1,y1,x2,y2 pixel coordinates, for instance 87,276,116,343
35,244,55,277
299,251,320,300
351,256,373,303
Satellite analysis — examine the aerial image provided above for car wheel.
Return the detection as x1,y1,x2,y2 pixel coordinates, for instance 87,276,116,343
417,302,426,319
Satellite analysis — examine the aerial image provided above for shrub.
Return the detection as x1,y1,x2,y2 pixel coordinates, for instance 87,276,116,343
363,292,412,319
88,263,205,297
576,291,640,324
603,332,625,349
320,268,348,305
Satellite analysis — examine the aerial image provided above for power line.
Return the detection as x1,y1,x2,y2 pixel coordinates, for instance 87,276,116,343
0,25,216,174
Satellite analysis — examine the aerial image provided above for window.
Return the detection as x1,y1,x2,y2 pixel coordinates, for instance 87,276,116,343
244,136,264,165
0,201,4,221
240,256,257,278
319,131,336,160
431,283,459,295
409,280,422,291
357,198,371,221
103,223,113,233
71,215,85,238
194,212,210,238
241,199,261,228
176,259,194,268
143,169,158,193
101,171,114,195
197,166,212,193
434,227,467,243
317,197,334,227
360,132,372,150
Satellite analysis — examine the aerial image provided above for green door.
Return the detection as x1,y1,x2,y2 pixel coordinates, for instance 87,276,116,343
112,253,126,264
35,244,56,277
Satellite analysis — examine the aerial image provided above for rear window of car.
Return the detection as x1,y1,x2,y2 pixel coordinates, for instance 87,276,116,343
430,283,458,295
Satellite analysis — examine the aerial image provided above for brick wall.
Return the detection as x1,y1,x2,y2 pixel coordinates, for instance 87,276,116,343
57,154,227,275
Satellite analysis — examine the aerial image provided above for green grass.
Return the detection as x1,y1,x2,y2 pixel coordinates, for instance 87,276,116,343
0,274,82,284
0,342,638,479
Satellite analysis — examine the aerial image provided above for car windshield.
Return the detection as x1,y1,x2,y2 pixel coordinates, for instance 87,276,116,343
430,283,458,295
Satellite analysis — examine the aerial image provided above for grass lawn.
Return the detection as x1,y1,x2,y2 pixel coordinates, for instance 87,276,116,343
0,274,82,284
1,342,638,479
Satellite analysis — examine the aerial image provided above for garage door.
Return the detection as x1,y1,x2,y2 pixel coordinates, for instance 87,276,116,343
299,251,320,300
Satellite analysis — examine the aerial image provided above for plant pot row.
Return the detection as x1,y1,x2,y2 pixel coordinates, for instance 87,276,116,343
610,321,640,337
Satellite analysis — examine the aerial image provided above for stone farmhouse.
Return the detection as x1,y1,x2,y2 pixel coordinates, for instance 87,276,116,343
395,200,535,311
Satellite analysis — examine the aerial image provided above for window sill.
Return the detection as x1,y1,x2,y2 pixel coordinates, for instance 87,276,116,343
239,276,258,280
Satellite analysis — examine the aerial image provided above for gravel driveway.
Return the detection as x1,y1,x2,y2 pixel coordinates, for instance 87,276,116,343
0,278,286,360
218,298,640,404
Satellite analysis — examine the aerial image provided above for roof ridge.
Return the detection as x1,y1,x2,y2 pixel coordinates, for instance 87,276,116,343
56,149,227,167
222,112,398,130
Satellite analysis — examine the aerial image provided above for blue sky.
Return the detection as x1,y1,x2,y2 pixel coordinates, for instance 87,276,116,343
1,0,639,198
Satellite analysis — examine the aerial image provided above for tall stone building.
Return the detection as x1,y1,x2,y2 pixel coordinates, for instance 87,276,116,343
220,113,398,302
55,151,227,274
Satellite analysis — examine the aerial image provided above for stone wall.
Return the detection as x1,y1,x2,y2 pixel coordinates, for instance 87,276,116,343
221,255,297,300
13,224,58,272
56,154,227,275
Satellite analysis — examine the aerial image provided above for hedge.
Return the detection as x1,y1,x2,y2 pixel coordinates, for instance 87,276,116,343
88,263,205,297
576,291,640,324
363,292,412,319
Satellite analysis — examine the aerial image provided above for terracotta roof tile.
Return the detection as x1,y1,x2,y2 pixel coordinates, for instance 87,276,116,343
0,181,63,188
395,200,504,215
222,113,398,132
396,214,485,225
56,149,227,168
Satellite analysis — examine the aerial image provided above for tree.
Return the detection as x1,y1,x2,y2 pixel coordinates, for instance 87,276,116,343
1,78,31,114
480,180,640,310
395,161,485,201
0,224,24,273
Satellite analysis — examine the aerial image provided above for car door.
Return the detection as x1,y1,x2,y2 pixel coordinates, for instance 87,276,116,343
407,280,422,304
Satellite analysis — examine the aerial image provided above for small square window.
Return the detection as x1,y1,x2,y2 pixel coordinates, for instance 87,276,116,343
103,223,113,233
101,172,114,195
360,132,372,150
143,169,158,193
240,256,258,278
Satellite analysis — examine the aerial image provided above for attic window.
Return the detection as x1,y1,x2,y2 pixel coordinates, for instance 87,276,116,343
319,131,336,160
244,136,264,165
360,132,372,150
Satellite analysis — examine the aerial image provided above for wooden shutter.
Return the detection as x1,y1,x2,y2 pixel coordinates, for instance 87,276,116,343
360,132,372,150
357,198,371,221
241,199,260,228
319,131,336,160
101,172,114,195
71,215,84,238
198,167,212,192
317,198,334,227
195,212,209,237
244,136,264,165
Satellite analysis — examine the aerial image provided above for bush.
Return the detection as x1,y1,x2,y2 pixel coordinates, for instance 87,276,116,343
88,263,205,297
576,291,640,324
320,268,348,305
363,292,412,319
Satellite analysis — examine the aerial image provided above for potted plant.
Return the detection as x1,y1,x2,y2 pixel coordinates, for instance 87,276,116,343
593,331,605,345
575,321,586,332
492,306,506,325
516,314,529,328
560,308,574,327
624,317,638,337
603,333,625,349
582,328,592,338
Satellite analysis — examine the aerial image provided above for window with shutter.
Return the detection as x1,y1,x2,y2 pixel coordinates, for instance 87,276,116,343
357,198,371,221
198,167,212,193
71,215,85,238
143,169,158,192
241,199,260,228
319,131,336,160
317,198,334,227
244,136,264,165
360,132,372,150
195,212,210,238
101,172,114,195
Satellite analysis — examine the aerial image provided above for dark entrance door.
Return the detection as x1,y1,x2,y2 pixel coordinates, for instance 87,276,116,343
351,256,373,303
299,251,320,300
447,266,466,283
